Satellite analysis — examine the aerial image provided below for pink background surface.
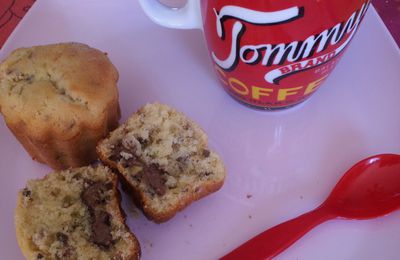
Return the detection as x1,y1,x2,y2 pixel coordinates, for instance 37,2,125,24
0,1,399,259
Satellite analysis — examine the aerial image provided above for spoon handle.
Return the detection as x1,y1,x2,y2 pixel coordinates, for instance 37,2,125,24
220,206,335,260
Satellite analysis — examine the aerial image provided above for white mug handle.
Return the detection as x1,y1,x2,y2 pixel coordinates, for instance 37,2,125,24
138,0,203,29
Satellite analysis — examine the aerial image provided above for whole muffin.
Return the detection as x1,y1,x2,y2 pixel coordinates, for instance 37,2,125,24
0,42,120,169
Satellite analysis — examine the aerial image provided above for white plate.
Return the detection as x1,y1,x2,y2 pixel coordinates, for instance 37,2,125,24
1,1,399,259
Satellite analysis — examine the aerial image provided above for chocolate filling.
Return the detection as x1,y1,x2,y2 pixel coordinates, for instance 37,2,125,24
202,149,210,158
121,156,141,168
137,137,149,147
142,164,167,196
55,232,74,258
22,188,31,197
108,143,126,162
110,142,167,196
91,210,112,248
81,182,113,249
56,232,68,244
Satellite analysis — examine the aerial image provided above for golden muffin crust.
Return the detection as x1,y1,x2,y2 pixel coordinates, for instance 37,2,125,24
0,42,120,169
97,103,226,223
15,166,141,260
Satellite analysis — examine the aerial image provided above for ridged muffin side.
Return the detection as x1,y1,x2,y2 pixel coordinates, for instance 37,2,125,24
0,42,120,169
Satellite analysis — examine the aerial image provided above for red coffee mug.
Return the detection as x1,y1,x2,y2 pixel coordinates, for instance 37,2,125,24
139,0,371,110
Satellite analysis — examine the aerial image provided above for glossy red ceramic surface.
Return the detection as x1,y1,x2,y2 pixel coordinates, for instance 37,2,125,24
201,0,371,109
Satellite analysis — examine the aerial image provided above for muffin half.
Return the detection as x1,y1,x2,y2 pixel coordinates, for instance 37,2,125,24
15,166,140,260
97,103,226,223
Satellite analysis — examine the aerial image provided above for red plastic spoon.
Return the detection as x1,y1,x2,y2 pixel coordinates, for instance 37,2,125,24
221,154,400,260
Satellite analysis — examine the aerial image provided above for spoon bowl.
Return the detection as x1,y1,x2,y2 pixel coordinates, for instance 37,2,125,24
221,154,400,260
325,154,400,219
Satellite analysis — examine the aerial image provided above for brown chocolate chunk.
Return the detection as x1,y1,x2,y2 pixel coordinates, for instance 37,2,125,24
172,143,180,151
132,171,143,182
109,142,141,169
110,142,168,196
56,232,69,244
54,240,75,259
137,137,149,146
22,188,31,198
81,182,110,206
143,164,167,196
55,246,74,259
81,182,113,249
91,210,113,248
72,172,82,180
200,172,212,178
202,149,210,158
62,195,74,208
108,143,125,161
176,156,188,163
26,74,34,83
121,156,141,168
61,247,73,258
